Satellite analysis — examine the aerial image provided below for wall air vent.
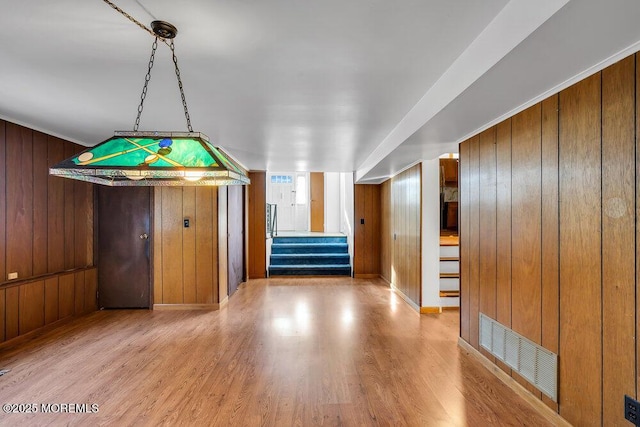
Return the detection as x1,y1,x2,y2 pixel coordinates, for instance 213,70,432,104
479,313,557,402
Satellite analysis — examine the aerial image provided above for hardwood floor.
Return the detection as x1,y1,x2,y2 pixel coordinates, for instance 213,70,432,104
0,277,555,426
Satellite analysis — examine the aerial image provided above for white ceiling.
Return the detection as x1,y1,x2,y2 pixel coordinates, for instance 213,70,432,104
1,0,640,182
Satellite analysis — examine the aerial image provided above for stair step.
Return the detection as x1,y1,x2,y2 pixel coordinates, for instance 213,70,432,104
440,272,459,278
271,243,348,254
440,290,460,298
270,253,350,266
269,264,351,276
439,245,459,258
440,257,459,262
273,236,346,244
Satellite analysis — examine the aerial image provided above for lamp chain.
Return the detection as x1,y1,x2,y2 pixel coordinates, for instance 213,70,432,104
103,0,194,133
171,41,193,132
102,0,170,47
134,37,158,132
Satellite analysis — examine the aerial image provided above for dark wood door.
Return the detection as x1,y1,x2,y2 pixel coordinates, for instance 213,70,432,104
97,186,151,308
228,185,244,297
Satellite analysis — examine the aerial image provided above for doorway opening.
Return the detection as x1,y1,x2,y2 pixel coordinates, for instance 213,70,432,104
267,172,309,232
439,154,459,239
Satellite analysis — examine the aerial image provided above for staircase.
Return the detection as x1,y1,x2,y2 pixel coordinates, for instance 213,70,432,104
439,241,460,308
269,235,351,276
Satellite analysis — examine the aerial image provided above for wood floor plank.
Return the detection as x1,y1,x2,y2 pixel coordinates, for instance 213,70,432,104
0,278,559,426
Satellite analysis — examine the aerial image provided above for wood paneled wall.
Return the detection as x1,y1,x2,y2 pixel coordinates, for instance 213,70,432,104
0,268,97,343
153,187,220,306
354,184,381,277
380,180,392,283
248,171,266,279
0,120,93,283
0,119,96,343
459,54,640,426
380,164,421,307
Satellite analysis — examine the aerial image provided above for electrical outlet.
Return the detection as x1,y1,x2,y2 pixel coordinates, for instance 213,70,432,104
625,395,640,425
7,272,17,280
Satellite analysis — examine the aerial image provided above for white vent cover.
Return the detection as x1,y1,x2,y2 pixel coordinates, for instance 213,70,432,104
479,313,557,402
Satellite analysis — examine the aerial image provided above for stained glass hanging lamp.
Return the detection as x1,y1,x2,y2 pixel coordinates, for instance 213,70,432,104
50,16,249,186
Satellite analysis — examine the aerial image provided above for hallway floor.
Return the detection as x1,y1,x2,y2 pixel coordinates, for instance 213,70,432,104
0,277,555,426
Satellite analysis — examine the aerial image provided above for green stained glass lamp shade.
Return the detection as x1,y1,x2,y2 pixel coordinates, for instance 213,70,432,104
50,131,250,186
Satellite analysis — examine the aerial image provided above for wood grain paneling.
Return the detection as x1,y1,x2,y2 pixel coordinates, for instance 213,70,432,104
84,268,97,313
195,187,215,304
0,119,96,344
468,136,480,348
495,119,512,347
153,187,221,306
32,131,48,276
511,105,542,345
310,172,324,232
153,188,163,304
6,123,33,280
0,289,4,342
5,286,19,340
47,136,65,273
391,165,421,305
599,56,635,425
459,139,470,342
248,172,266,279
354,185,365,275
478,128,497,361
59,273,75,319
354,184,381,276
63,142,75,270
366,185,381,275
459,49,640,427
74,181,92,267
637,52,640,404
511,105,543,397
182,187,197,304
0,268,96,344
44,277,59,325
380,180,392,283
161,188,184,304
74,271,85,315
218,186,229,301
559,73,602,426
19,280,45,335
227,185,244,297
0,121,5,283
540,95,560,411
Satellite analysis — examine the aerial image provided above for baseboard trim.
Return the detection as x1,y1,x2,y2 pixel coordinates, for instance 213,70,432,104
354,274,380,279
390,284,420,313
457,338,570,427
441,306,459,311
153,304,219,311
420,306,442,314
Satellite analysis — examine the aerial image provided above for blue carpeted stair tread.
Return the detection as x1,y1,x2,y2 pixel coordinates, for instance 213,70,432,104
272,236,346,244
270,263,351,268
271,243,348,254
268,235,351,276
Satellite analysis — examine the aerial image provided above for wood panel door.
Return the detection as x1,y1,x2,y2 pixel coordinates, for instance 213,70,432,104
98,186,151,308
228,185,245,297
310,172,324,232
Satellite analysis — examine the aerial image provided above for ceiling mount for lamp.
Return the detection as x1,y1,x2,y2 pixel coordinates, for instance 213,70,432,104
151,20,177,39
49,2,250,187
